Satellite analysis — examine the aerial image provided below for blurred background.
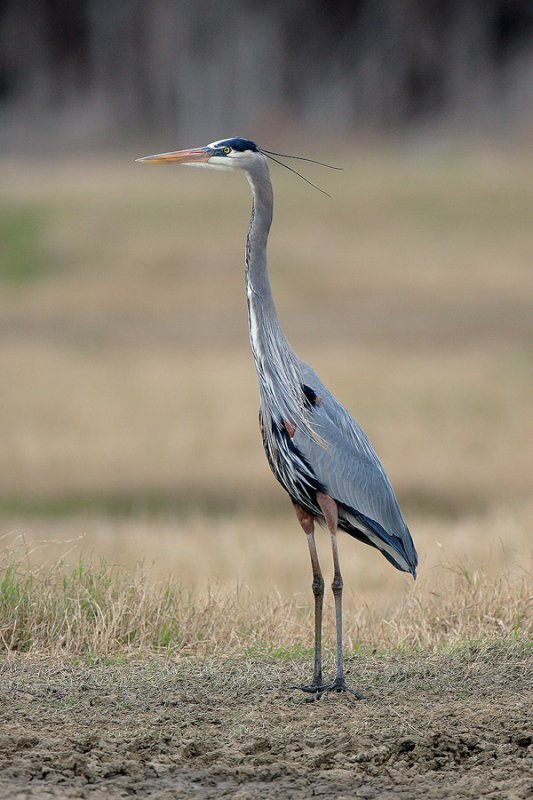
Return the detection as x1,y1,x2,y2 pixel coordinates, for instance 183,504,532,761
2,0,533,147
0,1,532,610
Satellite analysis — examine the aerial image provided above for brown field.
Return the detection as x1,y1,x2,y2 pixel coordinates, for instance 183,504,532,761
0,147,532,797
1,651,531,799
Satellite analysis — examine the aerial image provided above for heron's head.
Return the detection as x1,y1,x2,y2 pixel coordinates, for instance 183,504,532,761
136,137,264,172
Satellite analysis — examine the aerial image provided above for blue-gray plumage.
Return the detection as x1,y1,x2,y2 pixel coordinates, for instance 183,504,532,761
137,137,418,699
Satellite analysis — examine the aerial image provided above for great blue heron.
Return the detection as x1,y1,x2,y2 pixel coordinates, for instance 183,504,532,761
137,137,418,698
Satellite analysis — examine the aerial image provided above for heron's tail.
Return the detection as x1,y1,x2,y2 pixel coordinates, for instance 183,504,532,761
339,505,418,579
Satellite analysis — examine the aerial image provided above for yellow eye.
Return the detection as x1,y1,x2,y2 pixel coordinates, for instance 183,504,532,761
223,146,231,154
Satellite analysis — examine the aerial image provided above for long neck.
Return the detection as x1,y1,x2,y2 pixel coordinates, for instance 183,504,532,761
244,164,282,352
244,161,303,426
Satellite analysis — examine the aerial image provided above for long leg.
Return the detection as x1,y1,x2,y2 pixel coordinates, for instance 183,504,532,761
293,503,324,688
330,526,345,684
316,492,364,699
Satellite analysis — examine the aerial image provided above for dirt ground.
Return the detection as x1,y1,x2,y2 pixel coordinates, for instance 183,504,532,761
0,652,531,799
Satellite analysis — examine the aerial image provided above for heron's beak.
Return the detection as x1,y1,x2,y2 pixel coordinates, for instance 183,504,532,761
135,147,211,165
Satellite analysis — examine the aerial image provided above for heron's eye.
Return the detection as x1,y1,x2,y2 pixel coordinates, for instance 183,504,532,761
223,146,231,154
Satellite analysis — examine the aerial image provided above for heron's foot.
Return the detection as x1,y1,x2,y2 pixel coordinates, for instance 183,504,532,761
319,677,364,700
294,682,325,694
292,677,364,701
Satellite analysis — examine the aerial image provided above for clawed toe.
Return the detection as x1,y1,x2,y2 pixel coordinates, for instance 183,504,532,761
292,679,364,700
316,679,364,699
333,682,364,700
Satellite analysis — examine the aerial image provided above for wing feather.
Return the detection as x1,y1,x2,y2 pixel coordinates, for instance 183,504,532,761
293,365,418,575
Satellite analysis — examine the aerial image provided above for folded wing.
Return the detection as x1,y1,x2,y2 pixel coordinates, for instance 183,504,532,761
293,368,418,576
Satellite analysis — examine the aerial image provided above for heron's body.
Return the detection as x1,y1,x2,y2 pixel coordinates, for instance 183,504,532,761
245,158,417,577
137,137,418,698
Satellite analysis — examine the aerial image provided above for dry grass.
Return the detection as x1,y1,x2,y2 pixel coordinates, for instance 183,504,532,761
2,501,531,602
0,146,532,658
0,533,530,658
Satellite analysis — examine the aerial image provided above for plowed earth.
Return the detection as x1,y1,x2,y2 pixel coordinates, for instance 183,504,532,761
0,653,531,799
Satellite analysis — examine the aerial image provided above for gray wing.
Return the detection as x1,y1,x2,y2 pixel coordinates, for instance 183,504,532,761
293,363,418,575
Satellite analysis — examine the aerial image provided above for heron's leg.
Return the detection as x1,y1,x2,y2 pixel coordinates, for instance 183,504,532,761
316,493,344,680
316,492,364,699
330,527,345,684
293,503,324,688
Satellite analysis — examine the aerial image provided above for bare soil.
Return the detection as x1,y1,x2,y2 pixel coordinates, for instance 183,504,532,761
0,651,531,799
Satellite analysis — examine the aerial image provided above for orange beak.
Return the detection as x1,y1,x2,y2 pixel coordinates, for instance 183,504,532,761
135,147,211,165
